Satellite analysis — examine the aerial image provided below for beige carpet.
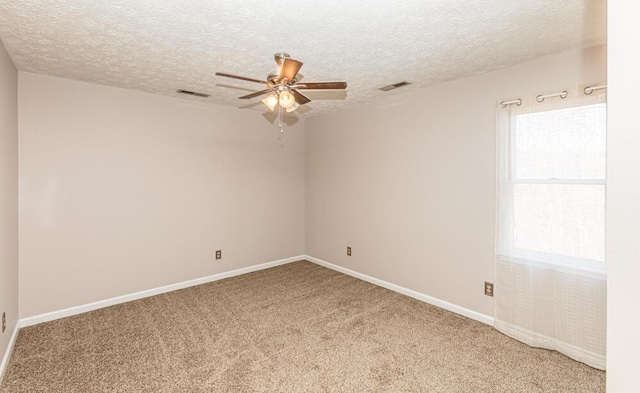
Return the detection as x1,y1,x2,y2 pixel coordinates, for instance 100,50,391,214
1,261,605,392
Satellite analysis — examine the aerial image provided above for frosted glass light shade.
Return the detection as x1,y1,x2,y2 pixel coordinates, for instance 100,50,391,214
262,94,278,111
285,102,300,113
279,90,295,109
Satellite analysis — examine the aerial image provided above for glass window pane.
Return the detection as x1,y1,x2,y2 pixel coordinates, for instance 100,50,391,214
513,184,605,262
515,103,606,180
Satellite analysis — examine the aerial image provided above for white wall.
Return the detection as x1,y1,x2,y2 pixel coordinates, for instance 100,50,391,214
18,73,306,318
0,40,19,371
606,1,640,390
306,45,607,318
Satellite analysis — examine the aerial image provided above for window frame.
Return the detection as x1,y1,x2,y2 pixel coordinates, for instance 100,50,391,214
498,99,607,276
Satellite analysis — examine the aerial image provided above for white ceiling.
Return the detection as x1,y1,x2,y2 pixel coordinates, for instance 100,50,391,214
0,1,606,117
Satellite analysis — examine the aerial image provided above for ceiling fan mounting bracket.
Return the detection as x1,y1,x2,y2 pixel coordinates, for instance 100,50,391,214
274,52,291,67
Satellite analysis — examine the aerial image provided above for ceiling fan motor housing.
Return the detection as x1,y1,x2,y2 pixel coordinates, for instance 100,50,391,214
267,72,280,84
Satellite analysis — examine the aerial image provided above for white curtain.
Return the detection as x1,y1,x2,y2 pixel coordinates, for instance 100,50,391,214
495,89,607,370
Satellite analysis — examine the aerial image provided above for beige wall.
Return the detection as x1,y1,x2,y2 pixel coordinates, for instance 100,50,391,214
18,73,306,318
0,40,19,364
6,29,638,387
305,45,607,318
606,1,640,390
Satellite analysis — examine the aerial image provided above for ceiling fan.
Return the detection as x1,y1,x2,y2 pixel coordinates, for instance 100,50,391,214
215,53,347,114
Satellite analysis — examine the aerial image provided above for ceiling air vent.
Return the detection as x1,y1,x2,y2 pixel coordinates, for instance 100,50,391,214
379,81,411,92
177,89,210,98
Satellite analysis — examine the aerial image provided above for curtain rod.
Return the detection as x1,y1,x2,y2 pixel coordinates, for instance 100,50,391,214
499,98,522,108
499,83,606,108
584,85,607,95
536,90,568,103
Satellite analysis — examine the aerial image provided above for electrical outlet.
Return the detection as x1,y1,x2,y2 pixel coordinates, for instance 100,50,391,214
215,250,222,260
2,312,5,333
347,246,352,256
484,282,494,297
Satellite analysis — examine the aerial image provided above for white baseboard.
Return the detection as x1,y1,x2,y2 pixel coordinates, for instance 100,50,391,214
304,255,494,326
20,255,305,328
19,254,493,329
0,321,21,384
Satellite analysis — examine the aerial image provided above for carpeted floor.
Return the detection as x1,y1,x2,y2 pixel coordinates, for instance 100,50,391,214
1,261,605,392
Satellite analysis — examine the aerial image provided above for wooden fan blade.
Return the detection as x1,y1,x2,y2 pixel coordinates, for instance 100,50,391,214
278,58,303,83
294,82,347,90
291,89,311,105
216,72,270,85
238,89,274,99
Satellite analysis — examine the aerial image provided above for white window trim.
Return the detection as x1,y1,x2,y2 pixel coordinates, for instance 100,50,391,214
497,96,607,278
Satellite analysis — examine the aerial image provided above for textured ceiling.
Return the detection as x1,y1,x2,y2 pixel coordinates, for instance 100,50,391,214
0,1,606,117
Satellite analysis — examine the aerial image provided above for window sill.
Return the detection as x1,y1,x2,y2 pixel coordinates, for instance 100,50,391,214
496,252,606,280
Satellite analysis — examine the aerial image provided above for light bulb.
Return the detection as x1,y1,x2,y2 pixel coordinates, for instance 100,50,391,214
262,94,278,111
279,90,296,109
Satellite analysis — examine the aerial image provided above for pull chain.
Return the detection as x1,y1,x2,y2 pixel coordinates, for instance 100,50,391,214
278,105,284,147
278,106,284,133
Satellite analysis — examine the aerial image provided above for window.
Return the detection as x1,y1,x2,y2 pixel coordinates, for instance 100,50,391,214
498,101,607,272
494,95,608,369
